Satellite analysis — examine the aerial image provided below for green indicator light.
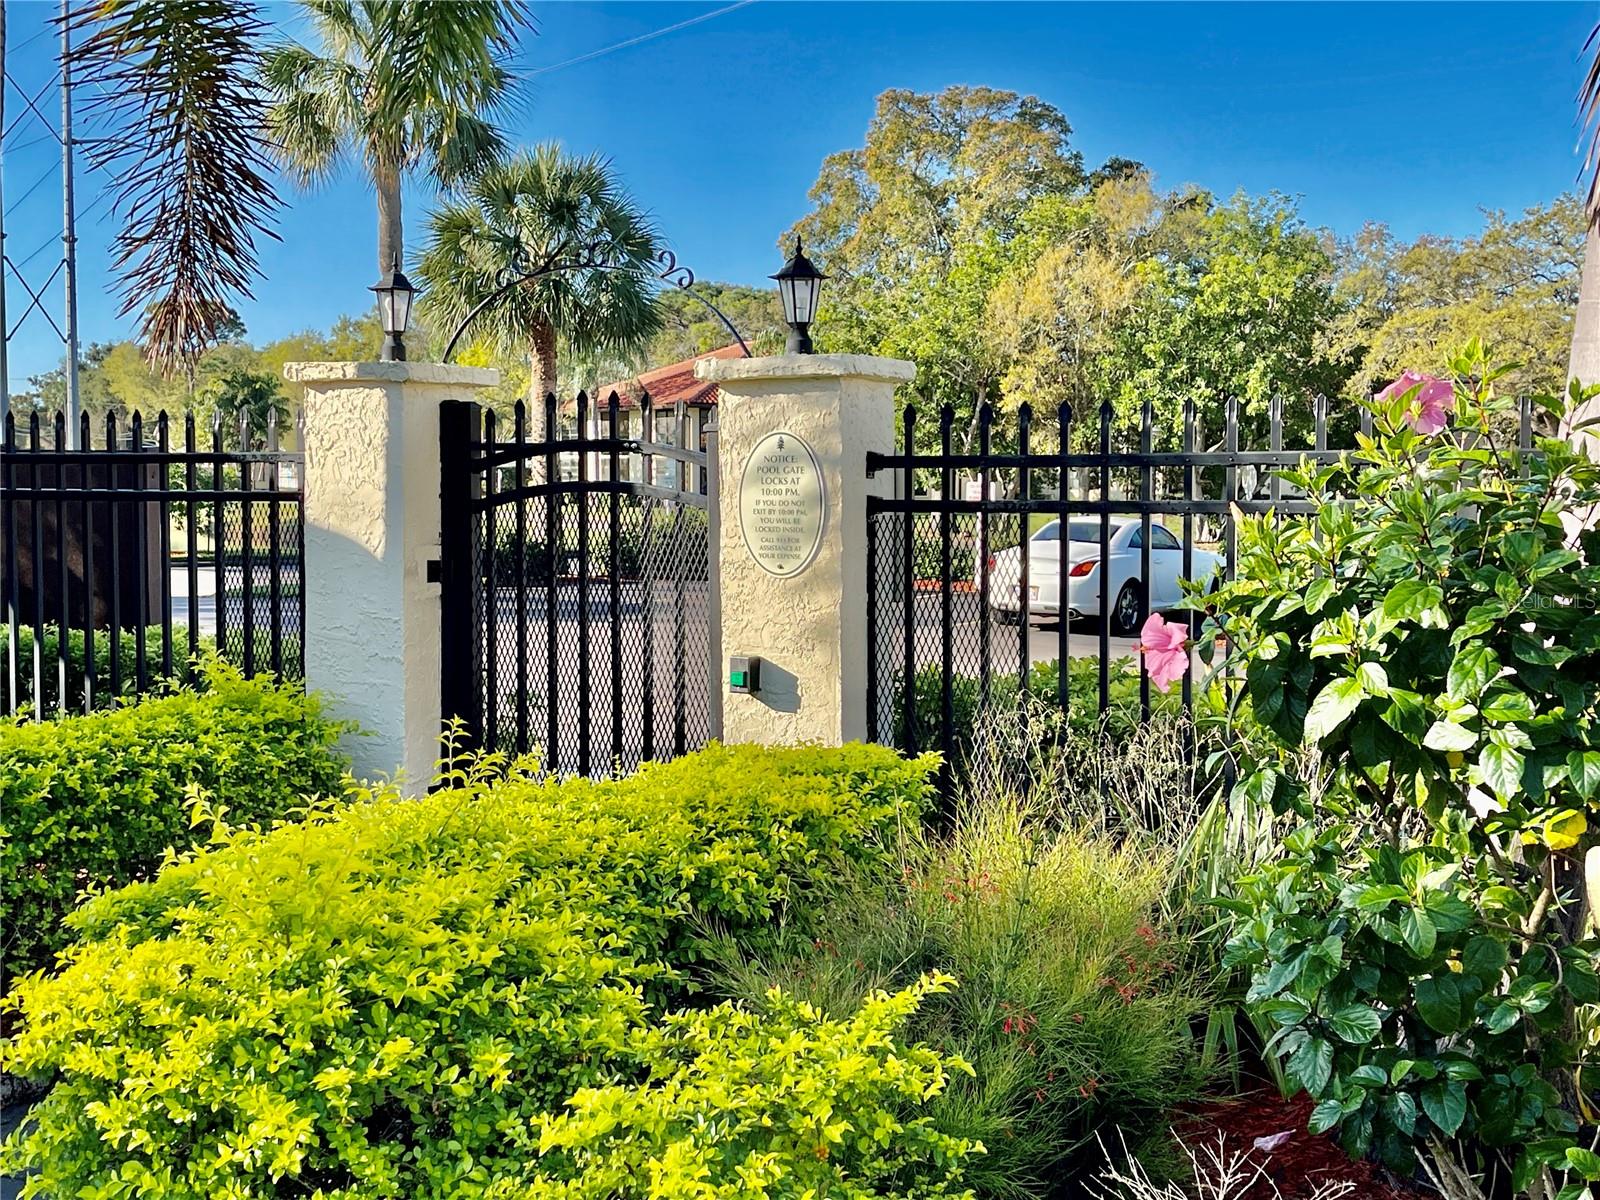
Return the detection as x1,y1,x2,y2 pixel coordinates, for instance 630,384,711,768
730,671,747,687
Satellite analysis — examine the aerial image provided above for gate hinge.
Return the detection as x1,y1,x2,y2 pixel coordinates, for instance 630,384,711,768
426,559,442,583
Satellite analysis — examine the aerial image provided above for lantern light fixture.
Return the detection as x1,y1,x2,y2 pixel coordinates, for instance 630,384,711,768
369,254,417,362
770,238,825,355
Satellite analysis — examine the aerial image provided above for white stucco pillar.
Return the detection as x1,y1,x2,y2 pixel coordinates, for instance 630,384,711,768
285,361,500,790
696,353,914,745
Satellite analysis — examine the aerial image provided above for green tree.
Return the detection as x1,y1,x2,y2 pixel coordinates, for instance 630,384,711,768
987,174,1206,437
1334,196,1583,410
262,0,529,285
787,86,1092,435
257,312,387,404
645,283,787,362
416,145,663,436
15,344,121,430
195,367,291,450
1103,192,1352,448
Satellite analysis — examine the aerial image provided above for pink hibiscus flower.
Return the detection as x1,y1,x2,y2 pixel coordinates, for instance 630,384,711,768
1138,612,1189,693
1378,370,1455,436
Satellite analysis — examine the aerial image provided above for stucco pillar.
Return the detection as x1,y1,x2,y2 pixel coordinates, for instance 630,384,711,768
696,353,914,745
285,361,500,790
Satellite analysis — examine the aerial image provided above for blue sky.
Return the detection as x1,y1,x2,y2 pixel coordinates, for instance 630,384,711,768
1,1,1593,385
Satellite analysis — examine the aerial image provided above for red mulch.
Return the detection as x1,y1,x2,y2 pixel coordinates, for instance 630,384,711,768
1176,1091,1424,1200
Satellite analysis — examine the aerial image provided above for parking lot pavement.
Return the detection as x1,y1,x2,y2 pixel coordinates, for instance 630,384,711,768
894,589,1145,671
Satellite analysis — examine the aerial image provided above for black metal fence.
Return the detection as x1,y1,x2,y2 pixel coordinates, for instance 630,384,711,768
1,409,305,717
865,393,1536,795
439,391,717,774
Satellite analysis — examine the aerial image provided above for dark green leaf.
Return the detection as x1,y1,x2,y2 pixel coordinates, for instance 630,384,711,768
1288,1035,1334,1096
1415,974,1462,1034
1326,1004,1382,1045
1309,1098,1344,1135
1400,907,1437,958
1570,751,1600,801
1462,935,1508,985
1421,1080,1467,1135
1448,644,1500,700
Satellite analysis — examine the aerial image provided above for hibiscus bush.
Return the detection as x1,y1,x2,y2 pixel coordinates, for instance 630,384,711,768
1204,342,1600,1191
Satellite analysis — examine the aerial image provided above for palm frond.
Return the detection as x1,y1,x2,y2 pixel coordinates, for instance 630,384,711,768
262,46,360,185
66,0,281,373
426,110,507,189
417,145,664,361
265,0,533,253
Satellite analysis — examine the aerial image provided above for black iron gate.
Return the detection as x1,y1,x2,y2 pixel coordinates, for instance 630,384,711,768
439,391,717,773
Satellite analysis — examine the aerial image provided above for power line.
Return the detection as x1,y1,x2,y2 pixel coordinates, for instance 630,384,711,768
525,1,755,77
5,161,57,218
8,20,56,59
7,128,60,156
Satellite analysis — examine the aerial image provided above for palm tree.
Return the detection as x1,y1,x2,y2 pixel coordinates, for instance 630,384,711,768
65,0,282,373
262,0,530,283
198,366,292,452
417,145,664,434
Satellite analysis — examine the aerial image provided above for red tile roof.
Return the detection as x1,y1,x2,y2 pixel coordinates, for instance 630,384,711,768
580,343,746,413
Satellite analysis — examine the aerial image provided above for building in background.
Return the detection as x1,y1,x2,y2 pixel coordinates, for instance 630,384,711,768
566,343,744,489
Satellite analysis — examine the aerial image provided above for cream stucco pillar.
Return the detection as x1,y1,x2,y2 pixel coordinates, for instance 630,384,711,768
286,361,500,790
697,353,914,745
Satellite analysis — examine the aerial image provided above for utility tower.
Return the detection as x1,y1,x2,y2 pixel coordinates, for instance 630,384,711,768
0,0,83,445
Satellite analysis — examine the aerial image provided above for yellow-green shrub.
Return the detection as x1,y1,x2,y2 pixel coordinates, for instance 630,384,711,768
522,975,980,1200
1,661,345,982
1,743,937,1200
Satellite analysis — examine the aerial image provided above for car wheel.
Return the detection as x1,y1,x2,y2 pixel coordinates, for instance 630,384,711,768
993,606,1020,627
1112,581,1144,636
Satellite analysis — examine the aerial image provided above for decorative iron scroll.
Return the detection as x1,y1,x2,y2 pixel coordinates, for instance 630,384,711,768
443,240,749,362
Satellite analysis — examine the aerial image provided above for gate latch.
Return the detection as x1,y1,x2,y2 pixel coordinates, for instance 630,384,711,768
728,656,761,695
426,559,442,583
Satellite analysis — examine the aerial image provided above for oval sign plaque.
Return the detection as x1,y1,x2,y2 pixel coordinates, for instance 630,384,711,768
738,430,826,577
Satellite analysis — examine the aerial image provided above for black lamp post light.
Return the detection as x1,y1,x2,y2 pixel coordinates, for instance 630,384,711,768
370,254,417,362
771,238,825,355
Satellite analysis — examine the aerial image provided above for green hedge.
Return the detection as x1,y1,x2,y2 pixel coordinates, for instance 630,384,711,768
0,662,346,982
0,743,973,1199
0,623,200,713
2,624,304,715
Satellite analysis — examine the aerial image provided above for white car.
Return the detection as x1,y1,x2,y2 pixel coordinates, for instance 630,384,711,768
981,517,1223,635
